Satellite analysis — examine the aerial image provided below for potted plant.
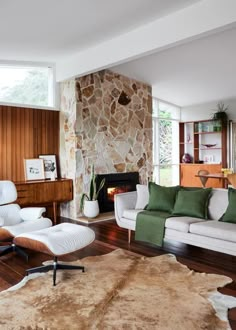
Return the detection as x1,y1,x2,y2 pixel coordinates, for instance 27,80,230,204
211,102,228,128
80,165,105,218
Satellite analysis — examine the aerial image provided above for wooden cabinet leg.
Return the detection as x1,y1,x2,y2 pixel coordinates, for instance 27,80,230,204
53,202,57,225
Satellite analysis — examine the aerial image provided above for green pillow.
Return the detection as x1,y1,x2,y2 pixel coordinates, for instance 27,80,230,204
146,182,179,213
221,188,236,223
180,186,202,191
171,188,212,219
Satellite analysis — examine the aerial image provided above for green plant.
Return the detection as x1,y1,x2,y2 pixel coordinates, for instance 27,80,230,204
211,102,228,124
80,165,105,211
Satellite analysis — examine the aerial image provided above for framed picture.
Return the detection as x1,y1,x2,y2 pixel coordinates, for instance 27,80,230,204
24,158,45,181
39,154,57,179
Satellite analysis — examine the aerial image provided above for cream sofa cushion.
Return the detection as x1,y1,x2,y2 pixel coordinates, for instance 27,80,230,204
190,220,236,243
123,209,143,221
165,217,205,233
135,184,149,210
208,188,228,220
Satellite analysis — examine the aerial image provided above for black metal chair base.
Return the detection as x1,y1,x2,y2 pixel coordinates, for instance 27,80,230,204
0,243,28,261
26,256,85,286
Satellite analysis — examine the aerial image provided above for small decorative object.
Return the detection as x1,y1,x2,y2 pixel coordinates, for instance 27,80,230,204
211,102,228,126
187,134,191,143
80,165,105,218
24,158,45,181
203,155,214,164
198,123,203,132
39,155,57,179
201,144,217,148
182,153,192,163
221,168,233,176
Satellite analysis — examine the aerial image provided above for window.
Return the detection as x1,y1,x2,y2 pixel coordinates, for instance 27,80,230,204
152,98,180,186
0,64,55,108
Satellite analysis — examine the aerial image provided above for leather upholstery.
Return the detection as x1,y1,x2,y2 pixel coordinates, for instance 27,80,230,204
0,181,17,205
0,180,52,241
14,223,95,256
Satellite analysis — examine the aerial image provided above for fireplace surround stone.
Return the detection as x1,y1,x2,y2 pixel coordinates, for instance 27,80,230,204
60,69,152,219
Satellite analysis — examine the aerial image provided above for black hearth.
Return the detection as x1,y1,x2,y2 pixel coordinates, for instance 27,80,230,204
96,172,139,212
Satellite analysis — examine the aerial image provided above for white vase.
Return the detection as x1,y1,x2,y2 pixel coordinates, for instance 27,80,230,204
83,200,99,218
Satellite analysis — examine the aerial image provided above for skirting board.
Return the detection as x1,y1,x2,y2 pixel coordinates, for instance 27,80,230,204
74,211,115,224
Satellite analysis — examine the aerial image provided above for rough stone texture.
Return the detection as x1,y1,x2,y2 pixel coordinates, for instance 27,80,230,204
60,69,152,219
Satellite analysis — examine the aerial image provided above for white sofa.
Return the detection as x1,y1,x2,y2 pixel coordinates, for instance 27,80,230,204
114,187,236,256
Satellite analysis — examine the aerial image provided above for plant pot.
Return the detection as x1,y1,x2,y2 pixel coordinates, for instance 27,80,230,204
83,200,99,218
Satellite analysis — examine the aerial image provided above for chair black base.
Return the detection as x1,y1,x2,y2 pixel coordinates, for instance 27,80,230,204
26,256,85,286
0,243,28,261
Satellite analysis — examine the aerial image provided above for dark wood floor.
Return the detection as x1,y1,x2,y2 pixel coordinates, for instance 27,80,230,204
0,218,236,329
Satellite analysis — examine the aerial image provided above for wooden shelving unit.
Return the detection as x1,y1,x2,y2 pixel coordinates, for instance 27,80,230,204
179,119,227,187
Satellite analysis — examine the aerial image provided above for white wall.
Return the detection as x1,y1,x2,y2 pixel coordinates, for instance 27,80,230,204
181,98,236,122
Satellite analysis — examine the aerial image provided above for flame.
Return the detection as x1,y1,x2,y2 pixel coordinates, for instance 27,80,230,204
107,186,131,202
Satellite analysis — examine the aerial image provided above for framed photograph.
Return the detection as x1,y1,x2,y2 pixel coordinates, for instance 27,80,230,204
24,158,45,181
39,154,57,179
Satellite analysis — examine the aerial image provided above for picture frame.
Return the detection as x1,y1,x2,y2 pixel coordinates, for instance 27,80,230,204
39,154,58,179
24,158,45,181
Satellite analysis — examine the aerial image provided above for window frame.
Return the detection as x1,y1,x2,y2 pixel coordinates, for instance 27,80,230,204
152,98,181,186
0,61,57,110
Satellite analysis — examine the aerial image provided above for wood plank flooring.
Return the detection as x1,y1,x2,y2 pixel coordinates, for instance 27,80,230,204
0,218,235,329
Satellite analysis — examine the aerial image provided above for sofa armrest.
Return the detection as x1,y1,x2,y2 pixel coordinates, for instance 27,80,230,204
114,191,137,227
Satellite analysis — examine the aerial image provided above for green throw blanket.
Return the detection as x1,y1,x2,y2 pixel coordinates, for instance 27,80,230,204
135,210,170,247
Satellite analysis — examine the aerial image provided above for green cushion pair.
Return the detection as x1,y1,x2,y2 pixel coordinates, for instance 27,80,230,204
146,182,212,219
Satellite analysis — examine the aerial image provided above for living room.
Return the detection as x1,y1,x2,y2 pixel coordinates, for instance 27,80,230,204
0,0,236,328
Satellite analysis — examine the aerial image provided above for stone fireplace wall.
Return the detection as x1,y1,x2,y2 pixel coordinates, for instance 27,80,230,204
60,69,152,219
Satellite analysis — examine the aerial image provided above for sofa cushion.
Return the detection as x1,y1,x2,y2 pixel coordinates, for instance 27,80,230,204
171,188,212,219
165,217,205,233
123,209,142,221
146,183,179,213
189,220,236,243
220,188,236,223
135,184,149,210
208,188,228,220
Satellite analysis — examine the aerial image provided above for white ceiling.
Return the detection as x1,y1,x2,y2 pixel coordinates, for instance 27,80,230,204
0,0,199,62
112,27,236,107
0,0,236,107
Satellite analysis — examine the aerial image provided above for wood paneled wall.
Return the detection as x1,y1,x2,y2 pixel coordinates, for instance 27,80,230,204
0,105,59,182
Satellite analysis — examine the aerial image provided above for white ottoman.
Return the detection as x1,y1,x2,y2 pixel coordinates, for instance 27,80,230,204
14,223,95,286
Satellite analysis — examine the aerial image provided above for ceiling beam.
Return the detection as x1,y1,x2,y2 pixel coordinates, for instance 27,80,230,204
56,0,236,82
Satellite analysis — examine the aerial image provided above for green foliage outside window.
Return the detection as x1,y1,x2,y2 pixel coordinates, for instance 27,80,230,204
0,70,48,106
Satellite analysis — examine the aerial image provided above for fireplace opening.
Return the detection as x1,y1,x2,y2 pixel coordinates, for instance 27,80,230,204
107,185,132,203
96,172,139,213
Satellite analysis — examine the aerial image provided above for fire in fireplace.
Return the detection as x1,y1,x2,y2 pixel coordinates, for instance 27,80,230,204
96,172,139,213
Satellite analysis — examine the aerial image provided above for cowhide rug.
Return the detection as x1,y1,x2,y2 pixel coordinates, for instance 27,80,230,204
0,249,235,330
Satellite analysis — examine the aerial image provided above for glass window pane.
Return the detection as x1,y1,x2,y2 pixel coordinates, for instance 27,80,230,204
152,97,180,186
159,119,179,165
159,165,179,186
0,66,53,107
159,101,180,120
